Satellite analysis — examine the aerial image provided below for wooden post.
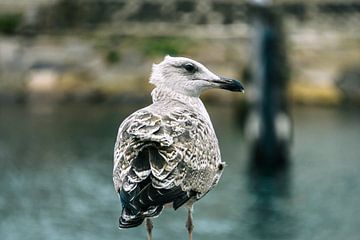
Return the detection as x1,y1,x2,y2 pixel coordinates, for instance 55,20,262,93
244,0,292,170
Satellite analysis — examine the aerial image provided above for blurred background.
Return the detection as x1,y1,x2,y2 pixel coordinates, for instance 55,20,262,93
0,0,359,239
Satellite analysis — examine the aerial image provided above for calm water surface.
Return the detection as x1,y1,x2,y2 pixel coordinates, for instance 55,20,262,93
0,103,359,240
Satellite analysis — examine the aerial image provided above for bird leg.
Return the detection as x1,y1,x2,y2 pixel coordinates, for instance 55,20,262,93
185,207,194,240
145,218,153,240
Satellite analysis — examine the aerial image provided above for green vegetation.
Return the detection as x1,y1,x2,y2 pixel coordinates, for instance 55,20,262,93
0,13,22,35
106,50,121,64
137,37,196,57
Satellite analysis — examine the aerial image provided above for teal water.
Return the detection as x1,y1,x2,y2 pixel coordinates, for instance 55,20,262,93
0,104,359,240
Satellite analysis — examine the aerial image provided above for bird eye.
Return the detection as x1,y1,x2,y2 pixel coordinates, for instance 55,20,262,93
182,63,197,73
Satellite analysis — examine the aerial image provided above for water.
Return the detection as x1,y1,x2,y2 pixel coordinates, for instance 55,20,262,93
0,103,359,240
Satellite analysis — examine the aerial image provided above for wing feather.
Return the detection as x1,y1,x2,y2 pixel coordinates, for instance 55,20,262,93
113,108,200,228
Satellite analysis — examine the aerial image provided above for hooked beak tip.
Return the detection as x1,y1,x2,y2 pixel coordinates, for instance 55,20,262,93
216,77,245,93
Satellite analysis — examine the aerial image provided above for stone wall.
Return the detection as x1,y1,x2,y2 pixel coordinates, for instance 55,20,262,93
0,0,359,105
15,0,357,38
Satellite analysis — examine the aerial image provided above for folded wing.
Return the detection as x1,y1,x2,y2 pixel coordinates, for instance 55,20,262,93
113,109,197,228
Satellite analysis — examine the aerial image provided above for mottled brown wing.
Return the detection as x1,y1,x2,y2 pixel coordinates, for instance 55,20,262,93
113,108,199,228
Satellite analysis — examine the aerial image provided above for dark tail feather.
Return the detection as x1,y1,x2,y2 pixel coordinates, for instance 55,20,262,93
119,205,163,228
173,194,190,210
173,190,197,210
119,208,145,228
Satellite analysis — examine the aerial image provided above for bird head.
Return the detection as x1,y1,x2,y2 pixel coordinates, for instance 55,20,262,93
149,55,244,97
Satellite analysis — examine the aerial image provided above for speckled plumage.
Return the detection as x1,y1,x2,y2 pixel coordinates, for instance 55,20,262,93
112,56,244,233
114,86,224,192
113,87,224,226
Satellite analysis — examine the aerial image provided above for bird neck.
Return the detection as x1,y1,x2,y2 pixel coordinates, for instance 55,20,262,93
152,86,194,102
151,86,212,123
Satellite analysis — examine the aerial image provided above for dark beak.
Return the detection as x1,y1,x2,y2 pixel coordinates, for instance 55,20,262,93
213,77,245,92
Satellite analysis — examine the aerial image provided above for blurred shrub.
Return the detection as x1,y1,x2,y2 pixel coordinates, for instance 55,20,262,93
106,50,121,64
0,13,22,35
139,37,195,57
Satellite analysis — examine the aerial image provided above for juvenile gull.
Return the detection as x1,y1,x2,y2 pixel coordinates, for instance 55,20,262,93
113,56,244,240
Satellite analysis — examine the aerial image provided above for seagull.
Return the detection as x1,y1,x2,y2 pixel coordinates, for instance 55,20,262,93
113,56,244,240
